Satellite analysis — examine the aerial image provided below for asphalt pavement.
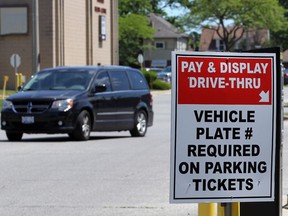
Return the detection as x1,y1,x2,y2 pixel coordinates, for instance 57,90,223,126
0,87,286,216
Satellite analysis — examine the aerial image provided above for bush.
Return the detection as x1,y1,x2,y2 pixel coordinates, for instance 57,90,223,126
152,79,171,90
142,70,157,88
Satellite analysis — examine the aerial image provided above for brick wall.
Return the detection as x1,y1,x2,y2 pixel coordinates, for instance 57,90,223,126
63,0,87,66
39,1,53,69
93,0,112,65
0,0,32,89
0,0,117,90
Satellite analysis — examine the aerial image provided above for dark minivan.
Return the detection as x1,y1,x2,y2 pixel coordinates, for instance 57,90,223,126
1,66,154,141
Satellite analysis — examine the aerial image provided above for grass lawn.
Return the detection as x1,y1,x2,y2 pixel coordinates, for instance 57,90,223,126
0,90,16,110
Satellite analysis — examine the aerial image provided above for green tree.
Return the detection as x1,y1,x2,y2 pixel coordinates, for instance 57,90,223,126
270,0,288,50
166,0,288,51
190,31,200,50
119,0,165,16
279,0,288,8
118,0,166,66
119,14,155,66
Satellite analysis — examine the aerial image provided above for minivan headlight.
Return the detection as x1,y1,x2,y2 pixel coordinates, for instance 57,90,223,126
51,99,73,111
2,100,13,110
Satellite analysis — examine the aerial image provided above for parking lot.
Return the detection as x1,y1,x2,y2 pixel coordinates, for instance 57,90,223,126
0,87,287,216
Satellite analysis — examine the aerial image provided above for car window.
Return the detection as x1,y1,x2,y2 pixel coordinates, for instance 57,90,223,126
127,70,148,90
94,71,112,92
162,66,171,72
109,71,130,91
23,70,93,91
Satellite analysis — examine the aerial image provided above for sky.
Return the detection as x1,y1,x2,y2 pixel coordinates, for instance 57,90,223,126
163,4,234,34
163,4,187,17
163,5,202,34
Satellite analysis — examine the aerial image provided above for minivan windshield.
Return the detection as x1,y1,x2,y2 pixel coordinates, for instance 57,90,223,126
23,69,94,91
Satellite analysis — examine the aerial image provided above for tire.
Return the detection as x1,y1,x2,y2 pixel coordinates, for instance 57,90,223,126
6,131,23,141
130,110,147,137
69,110,91,141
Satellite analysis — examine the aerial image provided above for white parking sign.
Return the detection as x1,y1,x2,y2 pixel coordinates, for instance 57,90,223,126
10,53,21,69
170,51,277,203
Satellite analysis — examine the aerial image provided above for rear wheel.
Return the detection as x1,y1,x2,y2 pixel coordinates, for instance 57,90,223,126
69,110,91,141
130,110,147,137
6,131,23,141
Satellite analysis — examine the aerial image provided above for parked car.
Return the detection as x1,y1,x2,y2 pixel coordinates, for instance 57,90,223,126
157,66,171,83
284,68,288,85
1,66,154,141
144,67,163,73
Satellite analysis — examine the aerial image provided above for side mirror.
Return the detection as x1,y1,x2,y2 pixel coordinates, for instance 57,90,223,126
17,85,23,91
94,84,107,93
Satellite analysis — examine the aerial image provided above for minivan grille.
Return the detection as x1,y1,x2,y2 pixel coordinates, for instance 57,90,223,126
12,100,52,113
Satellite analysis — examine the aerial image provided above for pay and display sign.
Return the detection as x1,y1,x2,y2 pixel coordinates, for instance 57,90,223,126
170,52,277,203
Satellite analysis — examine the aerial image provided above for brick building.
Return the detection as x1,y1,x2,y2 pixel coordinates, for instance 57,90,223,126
0,0,118,89
199,27,270,52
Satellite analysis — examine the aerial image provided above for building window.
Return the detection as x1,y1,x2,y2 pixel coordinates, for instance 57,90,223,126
155,41,165,49
216,39,225,51
0,7,28,35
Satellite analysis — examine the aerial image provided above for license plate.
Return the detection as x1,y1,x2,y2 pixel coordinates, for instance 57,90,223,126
21,116,34,124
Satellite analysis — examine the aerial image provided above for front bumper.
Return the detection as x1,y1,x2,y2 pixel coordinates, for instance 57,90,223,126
1,110,77,134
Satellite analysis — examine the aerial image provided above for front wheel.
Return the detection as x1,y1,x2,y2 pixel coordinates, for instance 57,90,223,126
130,110,147,137
69,110,91,141
6,131,23,141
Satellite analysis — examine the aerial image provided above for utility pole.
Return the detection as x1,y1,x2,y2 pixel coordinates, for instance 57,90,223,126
32,0,40,73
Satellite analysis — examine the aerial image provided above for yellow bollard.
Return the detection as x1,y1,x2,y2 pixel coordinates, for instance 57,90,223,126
3,75,9,99
232,202,240,216
217,203,240,216
198,203,216,216
15,73,23,90
217,203,225,216
19,73,22,86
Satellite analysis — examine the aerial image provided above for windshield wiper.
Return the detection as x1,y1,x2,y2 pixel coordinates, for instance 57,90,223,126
49,86,66,90
23,88,36,91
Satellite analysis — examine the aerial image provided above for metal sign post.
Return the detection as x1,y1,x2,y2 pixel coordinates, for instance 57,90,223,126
240,47,282,216
32,0,40,73
224,203,232,216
